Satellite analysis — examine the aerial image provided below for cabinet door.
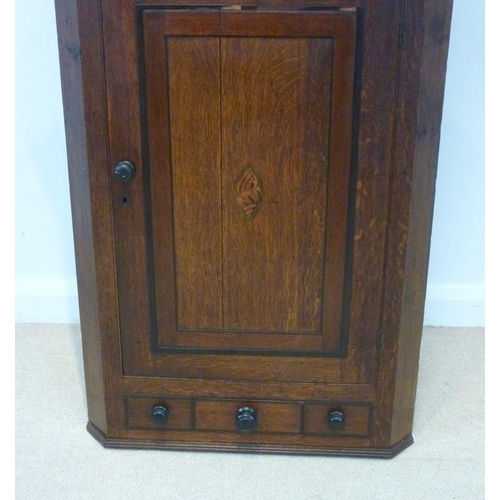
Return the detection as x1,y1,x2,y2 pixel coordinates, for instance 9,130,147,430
105,4,401,384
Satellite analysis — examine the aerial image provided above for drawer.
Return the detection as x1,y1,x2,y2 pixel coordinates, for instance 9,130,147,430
195,400,302,435
125,396,192,430
303,403,372,437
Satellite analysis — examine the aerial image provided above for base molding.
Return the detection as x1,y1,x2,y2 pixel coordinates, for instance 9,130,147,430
86,422,414,458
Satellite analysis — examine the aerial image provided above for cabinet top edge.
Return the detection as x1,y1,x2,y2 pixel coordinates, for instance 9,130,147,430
134,0,369,7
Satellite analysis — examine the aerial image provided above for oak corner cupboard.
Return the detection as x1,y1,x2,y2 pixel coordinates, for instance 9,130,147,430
55,0,453,457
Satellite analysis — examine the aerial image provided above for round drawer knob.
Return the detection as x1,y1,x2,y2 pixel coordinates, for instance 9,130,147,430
151,405,169,425
235,407,257,434
327,410,346,431
114,160,136,183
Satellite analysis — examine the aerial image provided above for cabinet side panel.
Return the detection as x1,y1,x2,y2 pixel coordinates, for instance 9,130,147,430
55,0,105,434
55,0,123,435
373,0,453,446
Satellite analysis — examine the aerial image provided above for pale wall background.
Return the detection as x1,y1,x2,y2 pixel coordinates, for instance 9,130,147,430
15,1,485,326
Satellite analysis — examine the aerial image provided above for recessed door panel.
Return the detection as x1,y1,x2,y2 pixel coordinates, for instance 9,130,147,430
140,9,356,356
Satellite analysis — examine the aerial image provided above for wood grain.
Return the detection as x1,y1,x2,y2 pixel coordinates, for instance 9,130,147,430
195,400,302,434
173,331,323,351
167,37,223,331
373,0,454,447
221,36,331,334
303,403,371,437
338,0,402,385
220,10,355,37
142,12,222,348
101,0,154,378
110,5,382,379
123,377,376,402
55,0,125,436
126,396,192,430
122,427,372,449
141,9,356,356
55,0,109,435
137,0,367,5
89,420,413,457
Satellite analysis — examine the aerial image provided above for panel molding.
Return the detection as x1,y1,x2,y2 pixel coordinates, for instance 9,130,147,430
139,9,357,357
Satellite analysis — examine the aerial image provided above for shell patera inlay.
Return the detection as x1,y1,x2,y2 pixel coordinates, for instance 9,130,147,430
236,168,263,218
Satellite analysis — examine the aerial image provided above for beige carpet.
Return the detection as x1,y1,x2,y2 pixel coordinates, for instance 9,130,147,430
16,324,484,499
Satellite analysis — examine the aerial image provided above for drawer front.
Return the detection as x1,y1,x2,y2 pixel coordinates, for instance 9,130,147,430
195,400,302,435
304,403,372,437
125,396,192,431
125,395,372,438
